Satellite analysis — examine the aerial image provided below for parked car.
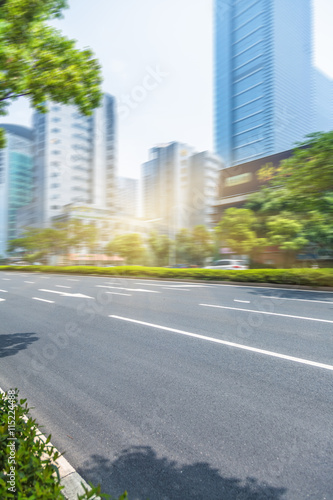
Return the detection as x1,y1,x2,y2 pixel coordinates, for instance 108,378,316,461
205,259,248,270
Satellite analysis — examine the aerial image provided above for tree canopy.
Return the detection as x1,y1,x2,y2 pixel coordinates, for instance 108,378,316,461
216,208,266,257
244,131,333,264
0,0,102,147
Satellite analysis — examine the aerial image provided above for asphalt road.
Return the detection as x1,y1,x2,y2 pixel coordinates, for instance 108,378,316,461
0,271,332,500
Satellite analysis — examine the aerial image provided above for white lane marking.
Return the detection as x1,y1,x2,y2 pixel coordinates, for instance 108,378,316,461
24,281,35,284
33,297,55,303
109,315,333,371
67,279,79,281
234,299,250,303
200,304,333,324
260,295,333,305
96,285,160,293
134,282,207,288
2,278,10,281
208,283,333,294
163,287,191,291
39,289,93,299
0,289,8,293
40,276,50,279
0,298,5,302
56,285,71,289
105,292,132,296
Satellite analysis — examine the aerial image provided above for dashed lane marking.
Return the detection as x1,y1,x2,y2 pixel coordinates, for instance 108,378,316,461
33,297,55,303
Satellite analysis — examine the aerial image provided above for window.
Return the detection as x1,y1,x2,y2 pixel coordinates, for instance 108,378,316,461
51,128,61,133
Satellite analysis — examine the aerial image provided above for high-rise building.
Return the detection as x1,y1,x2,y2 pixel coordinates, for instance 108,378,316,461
32,93,116,226
214,0,314,166
141,142,223,232
187,151,223,228
0,124,33,257
116,177,138,218
142,142,194,232
314,69,333,133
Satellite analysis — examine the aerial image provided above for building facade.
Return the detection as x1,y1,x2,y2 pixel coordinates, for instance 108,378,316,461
32,93,116,226
0,125,33,256
116,177,138,218
314,69,333,133
214,0,314,166
212,148,295,223
142,142,223,233
142,142,195,232
187,151,223,228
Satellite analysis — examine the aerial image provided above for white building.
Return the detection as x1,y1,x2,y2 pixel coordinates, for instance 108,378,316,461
141,142,223,234
32,93,116,226
116,177,138,218
0,124,33,257
187,151,223,228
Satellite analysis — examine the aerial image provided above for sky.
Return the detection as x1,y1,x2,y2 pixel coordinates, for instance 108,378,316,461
2,0,333,179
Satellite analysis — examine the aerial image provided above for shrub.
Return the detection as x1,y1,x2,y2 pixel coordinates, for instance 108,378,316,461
0,390,126,499
0,265,332,287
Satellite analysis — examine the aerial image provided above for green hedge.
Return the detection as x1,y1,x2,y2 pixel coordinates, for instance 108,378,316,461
0,390,126,499
1,265,333,287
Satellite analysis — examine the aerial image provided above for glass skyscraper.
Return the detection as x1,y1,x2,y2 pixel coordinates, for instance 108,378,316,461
214,0,314,166
0,125,33,256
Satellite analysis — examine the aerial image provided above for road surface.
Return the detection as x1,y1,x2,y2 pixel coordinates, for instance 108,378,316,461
0,271,332,499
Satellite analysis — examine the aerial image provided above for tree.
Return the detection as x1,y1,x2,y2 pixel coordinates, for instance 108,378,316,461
0,0,102,148
66,219,99,253
216,208,266,258
7,220,99,262
175,228,193,264
247,131,333,214
147,231,173,267
105,234,146,265
266,213,308,267
190,225,213,266
7,227,61,262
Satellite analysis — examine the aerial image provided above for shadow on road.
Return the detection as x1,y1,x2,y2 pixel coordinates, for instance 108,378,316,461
78,446,287,500
0,332,39,358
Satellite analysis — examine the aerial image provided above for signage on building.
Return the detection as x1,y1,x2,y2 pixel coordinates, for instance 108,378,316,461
225,172,252,187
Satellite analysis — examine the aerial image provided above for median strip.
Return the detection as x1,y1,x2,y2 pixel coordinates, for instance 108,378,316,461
109,315,333,371
200,304,333,324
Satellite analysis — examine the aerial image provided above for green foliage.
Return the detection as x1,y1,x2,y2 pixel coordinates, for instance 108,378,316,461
216,208,267,257
175,228,193,264
190,225,213,266
174,225,213,266
1,265,332,286
0,389,127,499
0,389,64,499
147,231,173,266
245,132,333,262
105,233,146,265
0,0,102,147
248,131,333,214
277,132,333,205
8,220,99,261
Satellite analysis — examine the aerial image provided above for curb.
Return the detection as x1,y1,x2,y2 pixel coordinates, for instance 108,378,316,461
0,387,97,500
